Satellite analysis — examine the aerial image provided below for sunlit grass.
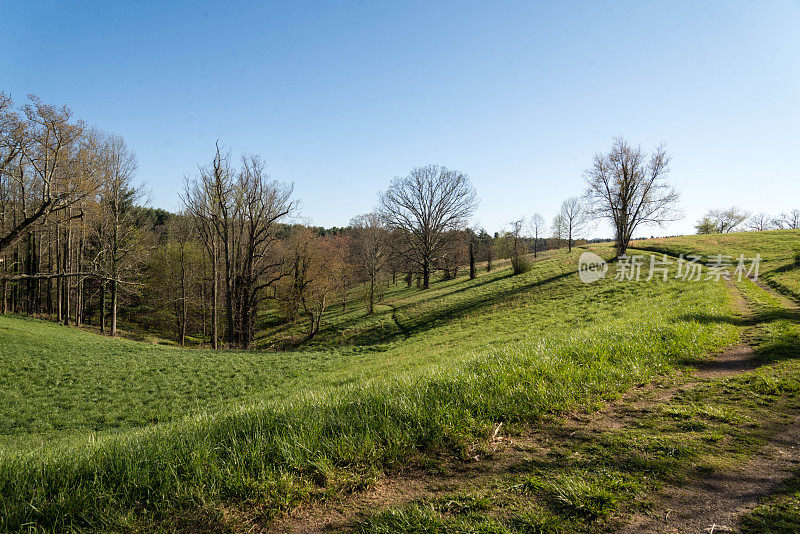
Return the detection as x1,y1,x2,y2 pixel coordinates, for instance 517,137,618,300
0,241,746,530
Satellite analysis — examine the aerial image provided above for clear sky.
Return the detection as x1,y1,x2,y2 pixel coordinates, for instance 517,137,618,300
2,1,799,237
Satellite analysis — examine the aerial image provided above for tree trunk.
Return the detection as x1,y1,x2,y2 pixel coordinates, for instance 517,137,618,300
180,269,187,347
368,276,375,315
63,223,70,326
110,276,117,336
56,226,62,322
100,281,106,333
211,242,218,349
469,241,476,280
422,260,430,290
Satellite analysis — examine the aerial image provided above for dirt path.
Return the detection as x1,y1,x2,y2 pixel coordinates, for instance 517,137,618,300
618,279,800,533
267,429,545,533
267,280,800,533
619,418,800,533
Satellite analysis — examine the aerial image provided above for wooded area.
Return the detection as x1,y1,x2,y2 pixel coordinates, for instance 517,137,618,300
1,94,576,348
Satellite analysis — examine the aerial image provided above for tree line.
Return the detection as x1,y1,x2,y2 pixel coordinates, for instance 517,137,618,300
5,95,734,349
695,207,800,234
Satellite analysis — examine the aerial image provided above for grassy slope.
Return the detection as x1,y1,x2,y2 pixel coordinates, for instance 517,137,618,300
352,232,800,533
633,229,800,297
357,275,800,533
0,234,782,530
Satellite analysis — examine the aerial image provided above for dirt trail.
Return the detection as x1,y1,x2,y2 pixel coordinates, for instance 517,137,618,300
267,280,800,533
618,279,800,533
619,418,800,533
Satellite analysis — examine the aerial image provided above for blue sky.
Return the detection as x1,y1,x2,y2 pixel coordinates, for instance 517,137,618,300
2,1,799,237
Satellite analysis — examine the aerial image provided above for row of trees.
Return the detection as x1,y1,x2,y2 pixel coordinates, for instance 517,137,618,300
10,94,757,349
696,207,800,234
0,95,684,349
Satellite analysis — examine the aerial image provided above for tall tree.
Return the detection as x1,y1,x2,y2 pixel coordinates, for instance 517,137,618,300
184,145,294,348
378,164,477,289
99,133,140,336
528,213,545,258
553,197,588,252
349,212,387,315
584,137,680,256
1,95,87,255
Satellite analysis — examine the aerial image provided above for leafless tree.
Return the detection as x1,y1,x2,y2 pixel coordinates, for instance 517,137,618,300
551,213,566,244
553,197,588,252
584,137,681,256
528,213,545,258
748,213,773,232
698,207,749,233
1,95,88,255
98,133,141,336
184,144,294,348
378,164,477,289
349,212,387,315
774,209,800,230
182,154,222,349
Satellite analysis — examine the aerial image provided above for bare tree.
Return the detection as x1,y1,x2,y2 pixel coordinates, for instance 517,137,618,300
584,137,680,256
349,212,388,314
553,197,588,252
551,213,566,245
774,209,800,230
378,164,477,289
528,213,545,258
184,145,294,348
182,154,221,349
1,95,88,255
98,133,140,336
697,207,749,234
748,213,773,232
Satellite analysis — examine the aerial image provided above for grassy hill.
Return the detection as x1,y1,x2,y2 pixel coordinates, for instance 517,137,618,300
0,231,798,531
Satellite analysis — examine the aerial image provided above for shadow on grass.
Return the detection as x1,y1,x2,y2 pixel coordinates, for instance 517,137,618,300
348,269,577,347
739,468,800,534
679,301,800,369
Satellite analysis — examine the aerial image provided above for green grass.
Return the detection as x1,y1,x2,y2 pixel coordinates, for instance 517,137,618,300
1,235,792,530
354,276,800,533
739,471,800,534
634,229,800,299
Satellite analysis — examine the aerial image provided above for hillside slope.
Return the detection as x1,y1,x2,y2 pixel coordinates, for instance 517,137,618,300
2,235,791,530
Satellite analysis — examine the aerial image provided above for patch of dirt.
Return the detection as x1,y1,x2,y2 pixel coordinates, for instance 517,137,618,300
617,279,800,533
266,430,545,533
618,412,800,534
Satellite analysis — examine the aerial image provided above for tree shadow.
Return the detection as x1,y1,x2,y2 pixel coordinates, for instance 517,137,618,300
346,269,576,347
678,305,800,368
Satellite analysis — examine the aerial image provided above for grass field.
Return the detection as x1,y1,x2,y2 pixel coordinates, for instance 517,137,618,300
0,231,797,530
634,229,800,298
